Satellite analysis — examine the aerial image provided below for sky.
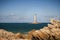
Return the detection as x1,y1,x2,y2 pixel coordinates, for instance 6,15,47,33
0,0,60,23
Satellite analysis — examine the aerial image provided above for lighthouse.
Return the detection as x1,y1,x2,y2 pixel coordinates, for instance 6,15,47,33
33,14,38,24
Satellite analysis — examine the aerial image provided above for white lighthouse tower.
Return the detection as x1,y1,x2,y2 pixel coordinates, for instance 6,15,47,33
33,14,38,24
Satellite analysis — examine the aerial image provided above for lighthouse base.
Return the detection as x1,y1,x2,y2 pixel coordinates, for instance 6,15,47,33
32,22,39,24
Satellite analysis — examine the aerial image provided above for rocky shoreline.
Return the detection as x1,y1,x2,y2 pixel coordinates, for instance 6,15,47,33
0,19,60,40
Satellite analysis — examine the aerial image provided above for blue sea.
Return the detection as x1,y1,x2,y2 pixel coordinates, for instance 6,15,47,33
0,23,49,34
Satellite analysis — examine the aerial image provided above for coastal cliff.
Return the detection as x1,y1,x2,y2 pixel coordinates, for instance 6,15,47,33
0,19,60,40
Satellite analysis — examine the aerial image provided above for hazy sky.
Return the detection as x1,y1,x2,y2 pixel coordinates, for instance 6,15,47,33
0,0,60,23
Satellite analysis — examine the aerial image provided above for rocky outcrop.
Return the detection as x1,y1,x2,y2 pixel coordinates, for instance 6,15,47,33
0,29,15,40
0,29,26,40
28,19,60,40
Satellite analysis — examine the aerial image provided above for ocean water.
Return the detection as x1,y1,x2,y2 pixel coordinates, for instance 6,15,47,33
0,23,49,34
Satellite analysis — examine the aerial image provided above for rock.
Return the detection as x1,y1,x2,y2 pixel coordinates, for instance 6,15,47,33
0,29,15,40
0,29,22,40
0,29,30,40
15,33,21,38
50,19,60,28
0,37,8,40
51,28,60,40
28,19,60,40
48,24,56,28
